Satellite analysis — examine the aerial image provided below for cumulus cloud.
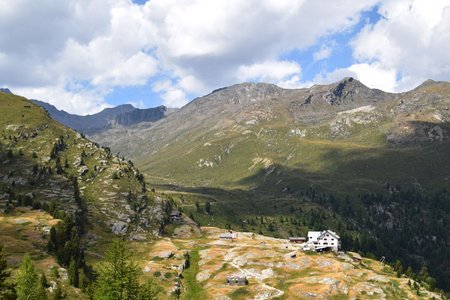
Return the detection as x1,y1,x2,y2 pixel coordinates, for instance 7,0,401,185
152,80,188,108
314,63,398,92
350,0,450,91
8,0,447,113
237,61,301,83
313,45,333,61
13,85,111,115
145,0,378,97
0,0,158,114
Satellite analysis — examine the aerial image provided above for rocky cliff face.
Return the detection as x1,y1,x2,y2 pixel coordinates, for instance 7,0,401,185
30,99,169,135
112,106,167,126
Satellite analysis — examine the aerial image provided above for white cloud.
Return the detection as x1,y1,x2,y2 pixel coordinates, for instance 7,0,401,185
277,75,306,89
152,80,188,108
161,89,188,108
315,63,397,92
313,45,333,61
237,61,301,83
14,85,111,115
0,0,390,113
91,52,158,87
0,0,158,114
146,0,378,94
351,0,450,91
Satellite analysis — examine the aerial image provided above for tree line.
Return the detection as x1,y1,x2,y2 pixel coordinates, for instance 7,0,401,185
0,239,161,300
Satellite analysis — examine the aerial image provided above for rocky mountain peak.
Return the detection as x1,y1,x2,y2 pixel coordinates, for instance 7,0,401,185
210,82,282,103
311,77,391,106
0,88,12,94
413,79,450,92
212,82,281,94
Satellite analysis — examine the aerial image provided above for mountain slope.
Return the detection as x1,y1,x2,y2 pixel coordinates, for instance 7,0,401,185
0,90,166,239
131,78,449,195
107,78,450,289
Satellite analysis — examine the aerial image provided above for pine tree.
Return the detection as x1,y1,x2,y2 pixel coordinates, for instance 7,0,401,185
79,268,90,292
68,258,79,287
36,278,47,300
205,202,211,214
0,244,10,287
16,254,46,300
0,244,16,299
40,271,48,288
55,157,63,174
396,265,404,278
406,266,413,278
94,239,140,300
138,278,161,300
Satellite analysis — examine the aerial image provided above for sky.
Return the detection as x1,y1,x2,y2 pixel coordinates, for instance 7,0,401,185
1,0,450,115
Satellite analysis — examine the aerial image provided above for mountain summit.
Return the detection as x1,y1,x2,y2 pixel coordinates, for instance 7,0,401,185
0,88,12,94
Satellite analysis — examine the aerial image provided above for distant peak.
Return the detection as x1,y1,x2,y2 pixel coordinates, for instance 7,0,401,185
211,82,281,95
0,88,12,94
340,77,355,83
117,103,134,108
414,79,450,92
117,104,136,109
418,79,436,87
334,77,364,87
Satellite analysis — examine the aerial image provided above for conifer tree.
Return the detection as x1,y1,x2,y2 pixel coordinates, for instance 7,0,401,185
406,266,413,278
16,254,46,300
138,278,161,300
40,271,48,288
94,239,140,300
68,258,79,287
0,244,16,299
79,268,89,292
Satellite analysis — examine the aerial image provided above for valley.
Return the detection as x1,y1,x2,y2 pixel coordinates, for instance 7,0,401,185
1,79,449,297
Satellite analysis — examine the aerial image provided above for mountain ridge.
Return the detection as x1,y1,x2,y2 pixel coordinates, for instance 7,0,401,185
29,98,169,135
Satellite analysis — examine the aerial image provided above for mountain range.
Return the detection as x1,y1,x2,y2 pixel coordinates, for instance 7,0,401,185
7,78,450,290
30,99,170,135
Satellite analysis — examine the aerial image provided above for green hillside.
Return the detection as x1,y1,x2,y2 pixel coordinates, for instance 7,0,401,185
0,90,177,298
0,91,165,238
121,79,450,290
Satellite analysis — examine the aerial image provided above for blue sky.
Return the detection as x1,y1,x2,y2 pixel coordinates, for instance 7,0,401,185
1,0,449,115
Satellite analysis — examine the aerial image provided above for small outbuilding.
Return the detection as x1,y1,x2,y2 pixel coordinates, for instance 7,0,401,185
226,276,248,286
219,231,238,240
288,237,306,244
